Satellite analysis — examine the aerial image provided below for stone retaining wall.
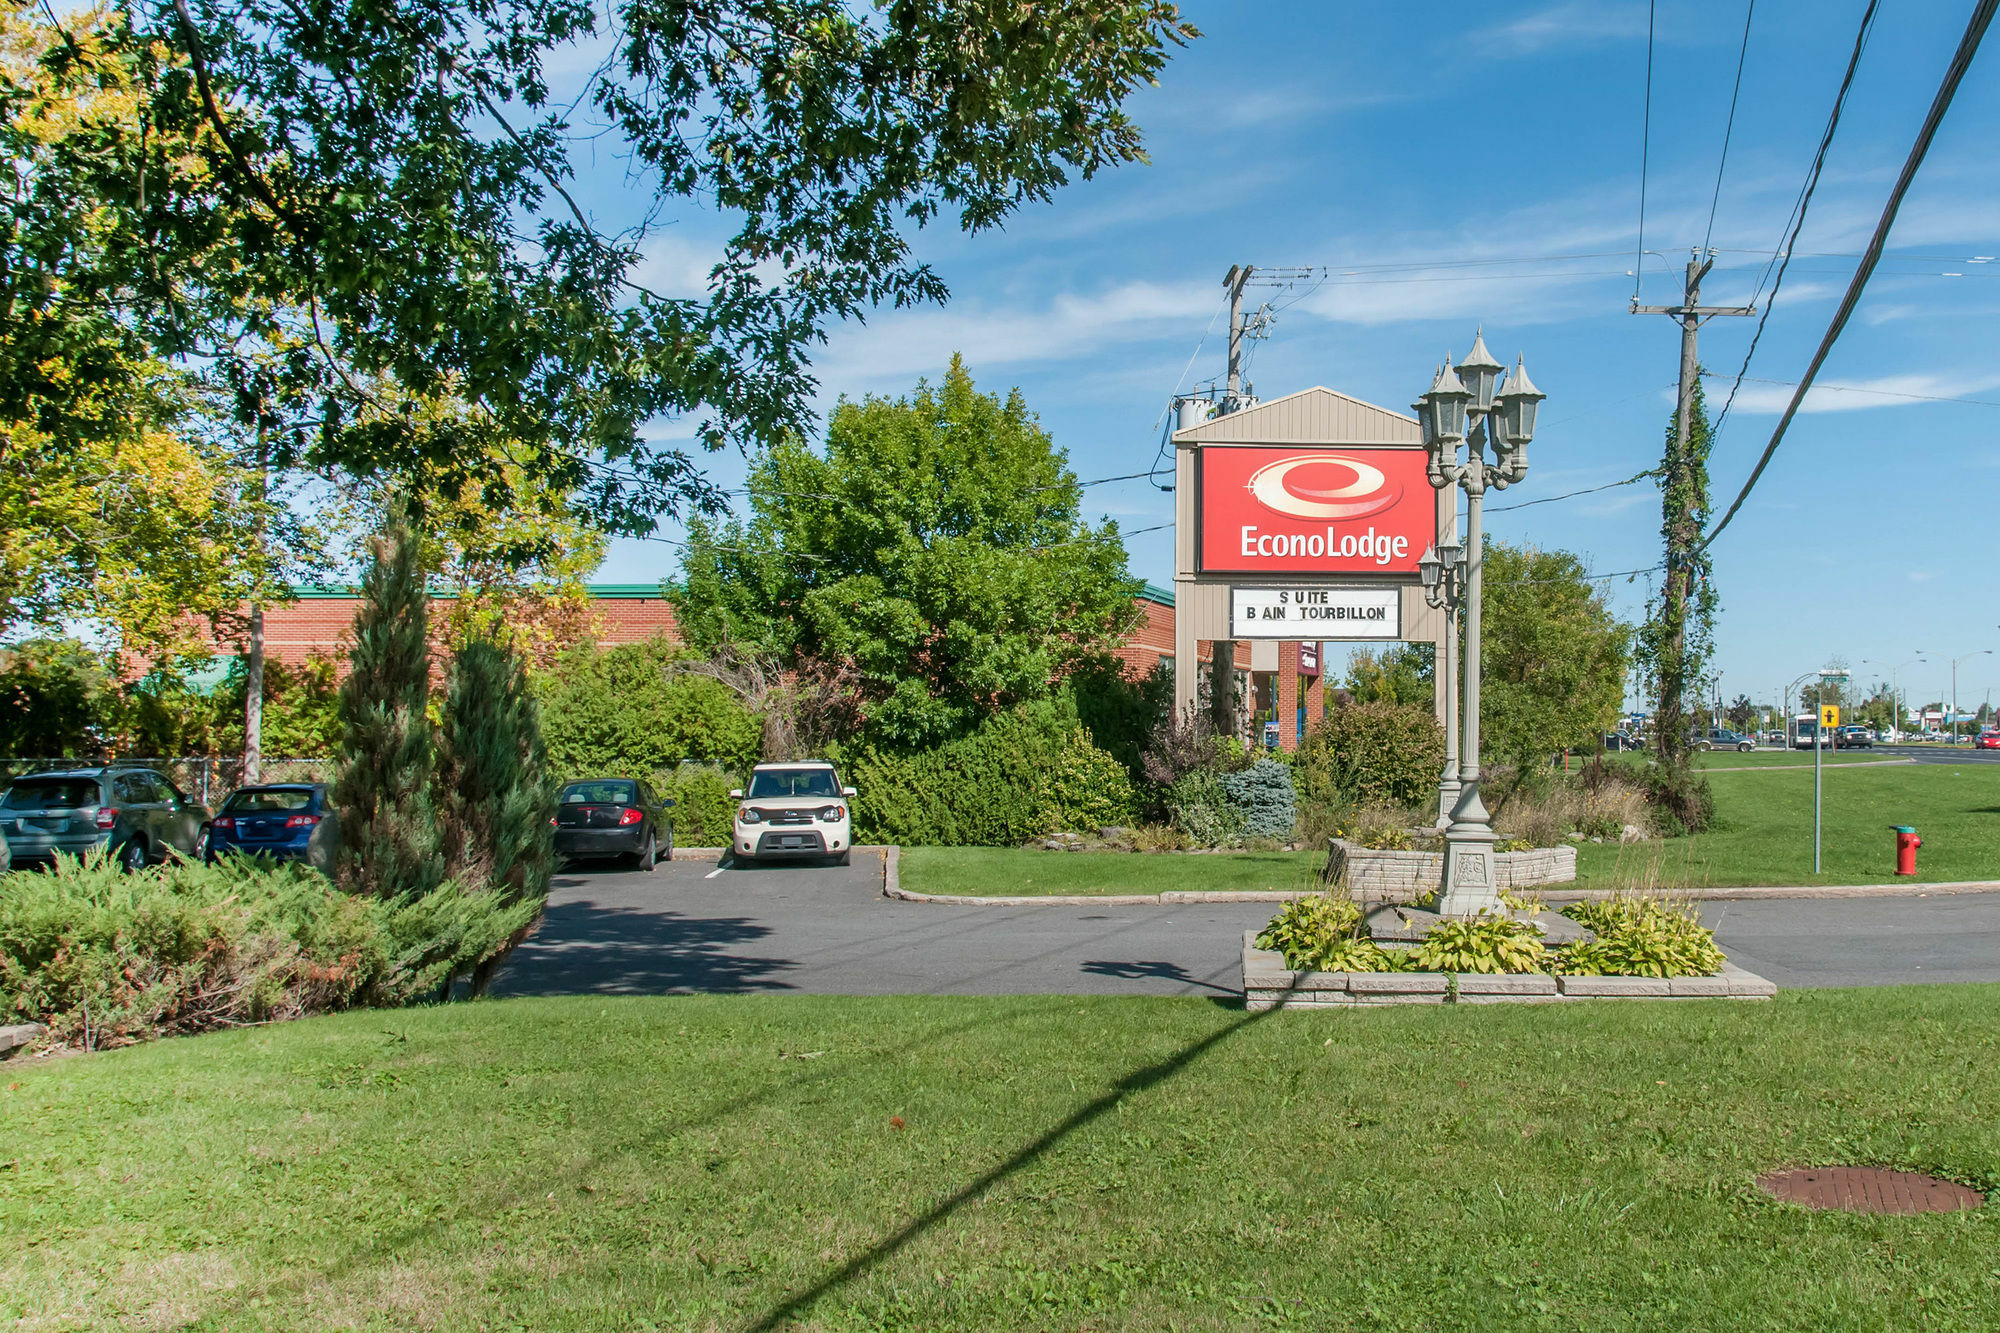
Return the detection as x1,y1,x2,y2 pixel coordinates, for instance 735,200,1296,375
1327,838,1575,897
1241,932,1775,1008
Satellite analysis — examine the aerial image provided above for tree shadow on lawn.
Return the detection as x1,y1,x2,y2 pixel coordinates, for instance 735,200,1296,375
488,902,797,996
742,1005,1274,1331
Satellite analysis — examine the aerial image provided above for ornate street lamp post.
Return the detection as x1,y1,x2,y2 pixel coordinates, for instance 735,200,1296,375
1416,332,1542,916
1416,530,1463,829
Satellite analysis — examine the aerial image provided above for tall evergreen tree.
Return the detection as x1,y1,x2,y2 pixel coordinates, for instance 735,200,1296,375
333,511,444,899
437,632,554,995
437,634,555,906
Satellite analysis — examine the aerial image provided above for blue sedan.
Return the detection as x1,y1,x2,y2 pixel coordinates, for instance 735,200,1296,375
208,783,338,872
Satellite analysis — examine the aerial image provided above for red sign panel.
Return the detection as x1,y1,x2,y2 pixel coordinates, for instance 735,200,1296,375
1197,446,1433,575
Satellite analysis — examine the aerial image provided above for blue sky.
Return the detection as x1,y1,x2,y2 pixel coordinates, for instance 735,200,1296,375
583,1,2000,716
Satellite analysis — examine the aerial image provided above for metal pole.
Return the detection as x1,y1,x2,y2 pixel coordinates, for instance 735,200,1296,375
1437,501,1461,830
1814,676,1824,874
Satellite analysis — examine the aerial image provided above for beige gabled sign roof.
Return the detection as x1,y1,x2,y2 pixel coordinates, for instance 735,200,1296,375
1172,386,1422,447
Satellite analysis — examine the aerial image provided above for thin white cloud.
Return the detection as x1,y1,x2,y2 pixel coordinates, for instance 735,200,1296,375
809,280,1215,390
1474,1,1651,56
1719,370,2000,414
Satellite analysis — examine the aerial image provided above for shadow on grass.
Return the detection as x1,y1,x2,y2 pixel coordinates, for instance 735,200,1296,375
742,1005,1273,1332
488,902,797,995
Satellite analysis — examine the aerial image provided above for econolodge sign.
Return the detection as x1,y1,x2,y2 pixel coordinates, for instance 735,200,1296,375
1197,446,1431,575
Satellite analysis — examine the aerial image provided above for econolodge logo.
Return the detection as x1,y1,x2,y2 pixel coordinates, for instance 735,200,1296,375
1245,454,1402,521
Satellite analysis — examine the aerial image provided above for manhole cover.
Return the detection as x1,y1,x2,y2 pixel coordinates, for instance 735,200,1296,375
1757,1168,1983,1215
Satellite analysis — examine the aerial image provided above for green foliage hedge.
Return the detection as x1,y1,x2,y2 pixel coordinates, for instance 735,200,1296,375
1296,700,1445,810
844,703,1134,846
536,637,761,779
0,855,537,1049
653,763,738,847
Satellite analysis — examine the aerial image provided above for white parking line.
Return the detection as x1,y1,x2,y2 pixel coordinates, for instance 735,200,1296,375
705,867,724,879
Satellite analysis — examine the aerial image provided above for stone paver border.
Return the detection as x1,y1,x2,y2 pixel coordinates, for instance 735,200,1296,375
0,1022,46,1056
1240,932,1777,1009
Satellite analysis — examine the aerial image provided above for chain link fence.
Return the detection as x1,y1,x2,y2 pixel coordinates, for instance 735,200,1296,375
0,758,334,809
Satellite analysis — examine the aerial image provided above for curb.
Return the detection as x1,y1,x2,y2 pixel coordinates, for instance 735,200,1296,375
883,869,2000,907
0,1022,45,1057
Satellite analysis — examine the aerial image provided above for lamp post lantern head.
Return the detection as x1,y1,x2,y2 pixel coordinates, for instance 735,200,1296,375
1494,356,1544,447
1439,541,1463,574
1412,399,1435,449
1419,544,1442,591
1421,357,1471,447
1456,329,1505,412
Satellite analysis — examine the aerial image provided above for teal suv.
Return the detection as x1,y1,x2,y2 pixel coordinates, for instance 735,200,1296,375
0,767,211,869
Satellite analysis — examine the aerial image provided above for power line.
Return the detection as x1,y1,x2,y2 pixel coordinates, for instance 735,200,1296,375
1704,0,1757,253
1709,0,1881,444
1703,0,1997,554
1486,467,1664,514
1703,371,2000,409
1634,0,1657,301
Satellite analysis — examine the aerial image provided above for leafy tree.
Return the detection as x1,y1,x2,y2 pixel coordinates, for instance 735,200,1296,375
332,512,444,899
534,637,762,779
1344,644,1435,706
0,639,117,757
1067,656,1173,782
436,631,554,994
1725,694,1756,731
673,358,1141,748
17,0,1195,538
1480,542,1633,773
1635,380,1717,768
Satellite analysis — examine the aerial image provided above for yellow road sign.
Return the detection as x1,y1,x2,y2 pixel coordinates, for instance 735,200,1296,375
1821,705,1841,729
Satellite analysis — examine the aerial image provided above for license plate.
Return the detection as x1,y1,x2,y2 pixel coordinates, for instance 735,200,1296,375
28,817,66,833
782,835,808,847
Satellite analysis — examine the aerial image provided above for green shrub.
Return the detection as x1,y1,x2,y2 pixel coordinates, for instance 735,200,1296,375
1410,913,1547,974
1297,701,1445,810
0,854,537,1049
1642,762,1716,837
654,763,739,847
536,637,762,779
1559,896,1726,977
845,703,1135,846
1068,656,1172,781
1218,758,1296,839
1164,771,1243,847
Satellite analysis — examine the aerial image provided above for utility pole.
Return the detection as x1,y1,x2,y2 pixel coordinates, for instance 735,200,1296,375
1632,248,1754,764
1207,264,1256,740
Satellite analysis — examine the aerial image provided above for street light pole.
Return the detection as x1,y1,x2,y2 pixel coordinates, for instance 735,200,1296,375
1416,331,1543,916
1915,649,1992,742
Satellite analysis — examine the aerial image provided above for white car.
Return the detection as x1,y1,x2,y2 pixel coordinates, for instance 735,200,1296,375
731,761,856,865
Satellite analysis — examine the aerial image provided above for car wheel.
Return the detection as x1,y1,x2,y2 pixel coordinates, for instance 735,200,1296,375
1739,742,1753,753
639,832,657,872
662,828,673,862
193,825,211,861
1697,741,1713,752
119,839,149,872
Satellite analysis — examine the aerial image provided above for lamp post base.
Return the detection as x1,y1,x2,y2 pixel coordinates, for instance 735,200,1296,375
1435,775,1461,831
1437,784,1500,916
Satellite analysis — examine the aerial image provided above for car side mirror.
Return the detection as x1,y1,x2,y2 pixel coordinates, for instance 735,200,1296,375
729,789,743,799
661,798,676,808
842,786,857,798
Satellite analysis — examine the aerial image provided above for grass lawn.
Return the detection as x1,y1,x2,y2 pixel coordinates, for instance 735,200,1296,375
1691,750,1904,769
899,845,1325,897
6,991,2000,1330
1577,761,2000,889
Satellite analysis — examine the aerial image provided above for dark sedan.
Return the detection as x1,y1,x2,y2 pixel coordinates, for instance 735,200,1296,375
208,783,338,872
552,778,673,870
0,767,210,869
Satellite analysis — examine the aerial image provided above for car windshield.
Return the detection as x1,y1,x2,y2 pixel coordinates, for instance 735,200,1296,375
1,779,100,810
562,780,636,805
747,768,838,798
224,787,316,813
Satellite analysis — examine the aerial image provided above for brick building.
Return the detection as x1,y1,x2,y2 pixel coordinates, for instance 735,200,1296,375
247,579,1326,743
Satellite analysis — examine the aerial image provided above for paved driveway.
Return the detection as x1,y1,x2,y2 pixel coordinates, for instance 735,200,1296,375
488,853,2000,999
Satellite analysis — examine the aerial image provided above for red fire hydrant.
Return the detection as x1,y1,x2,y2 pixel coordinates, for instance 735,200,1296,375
1892,825,1921,877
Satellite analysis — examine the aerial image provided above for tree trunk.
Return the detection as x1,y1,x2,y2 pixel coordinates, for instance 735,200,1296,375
245,602,265,784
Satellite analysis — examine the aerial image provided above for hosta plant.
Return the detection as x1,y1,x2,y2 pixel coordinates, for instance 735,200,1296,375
1255,893,1365,971
1558,896,1725,977
1410,913,1547,975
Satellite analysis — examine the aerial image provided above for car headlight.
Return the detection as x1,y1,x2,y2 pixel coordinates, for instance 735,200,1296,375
818,805,846,823
738,808,763,825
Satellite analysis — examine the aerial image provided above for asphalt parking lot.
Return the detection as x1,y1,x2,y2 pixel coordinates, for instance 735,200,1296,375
488,851,2000,999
